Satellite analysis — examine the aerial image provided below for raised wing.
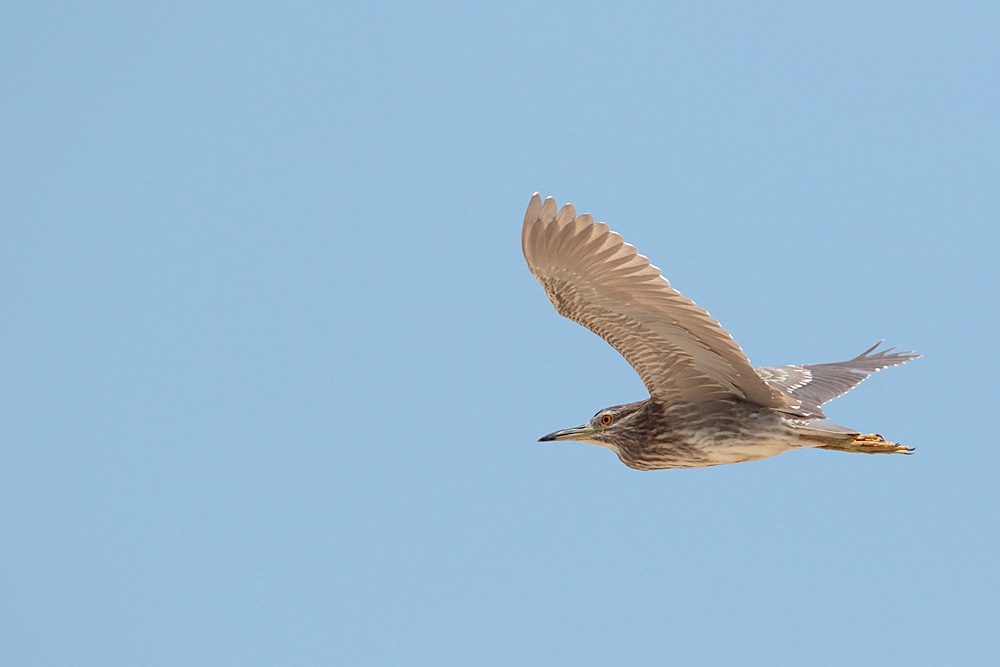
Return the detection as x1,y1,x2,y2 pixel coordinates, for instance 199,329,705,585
755,342,920,419
522,193,801,411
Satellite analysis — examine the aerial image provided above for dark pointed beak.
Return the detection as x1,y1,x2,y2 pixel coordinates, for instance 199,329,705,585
538,424,597,442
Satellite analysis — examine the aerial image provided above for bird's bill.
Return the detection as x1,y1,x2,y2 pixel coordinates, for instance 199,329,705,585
538,424,597,442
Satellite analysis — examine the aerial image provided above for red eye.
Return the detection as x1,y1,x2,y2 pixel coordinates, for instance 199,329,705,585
601,414,613,426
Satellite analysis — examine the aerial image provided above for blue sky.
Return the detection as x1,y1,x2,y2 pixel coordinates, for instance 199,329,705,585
2,2,998,665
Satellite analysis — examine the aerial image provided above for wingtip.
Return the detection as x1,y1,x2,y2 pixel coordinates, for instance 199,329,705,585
861,340,921,362
540,196,558,224
525,194,578,227
556,203,576,225
524,193,543,225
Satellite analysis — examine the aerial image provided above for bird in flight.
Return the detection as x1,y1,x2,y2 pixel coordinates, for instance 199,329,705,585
522,193,919,469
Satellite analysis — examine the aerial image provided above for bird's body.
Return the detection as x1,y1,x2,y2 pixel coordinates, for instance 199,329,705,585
523,193,919,470
560,399,815,470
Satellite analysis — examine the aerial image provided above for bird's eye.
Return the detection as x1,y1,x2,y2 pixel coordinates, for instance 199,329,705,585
601,414,613,426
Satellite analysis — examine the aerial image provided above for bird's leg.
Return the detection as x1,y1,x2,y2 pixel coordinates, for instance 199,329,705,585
819,433,914,455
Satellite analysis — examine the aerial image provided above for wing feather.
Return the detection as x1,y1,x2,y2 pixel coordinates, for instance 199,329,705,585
755,342,920,419
522,194,801,411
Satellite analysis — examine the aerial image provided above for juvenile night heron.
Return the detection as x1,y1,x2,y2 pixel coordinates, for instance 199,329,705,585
523,193,919,470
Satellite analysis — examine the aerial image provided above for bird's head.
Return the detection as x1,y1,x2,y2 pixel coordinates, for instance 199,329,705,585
538,400,648,453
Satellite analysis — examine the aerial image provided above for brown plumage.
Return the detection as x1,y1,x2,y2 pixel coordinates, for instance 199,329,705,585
523,193,919,469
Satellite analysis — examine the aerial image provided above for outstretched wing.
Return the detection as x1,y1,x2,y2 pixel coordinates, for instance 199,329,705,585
755,342,920,419
522,193,801,411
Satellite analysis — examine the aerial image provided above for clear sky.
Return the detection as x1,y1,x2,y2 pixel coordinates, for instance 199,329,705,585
2,2,998,665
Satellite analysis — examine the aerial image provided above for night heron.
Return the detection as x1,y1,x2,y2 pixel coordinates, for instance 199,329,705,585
523,193,919,470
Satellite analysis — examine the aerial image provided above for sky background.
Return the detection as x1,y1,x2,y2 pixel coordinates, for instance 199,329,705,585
2,1,998,665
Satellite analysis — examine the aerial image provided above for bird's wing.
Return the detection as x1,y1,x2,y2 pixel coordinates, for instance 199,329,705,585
755,342,920,419
522,193,801,411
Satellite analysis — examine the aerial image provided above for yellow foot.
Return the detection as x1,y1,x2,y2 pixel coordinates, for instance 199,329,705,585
850,433,914,455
